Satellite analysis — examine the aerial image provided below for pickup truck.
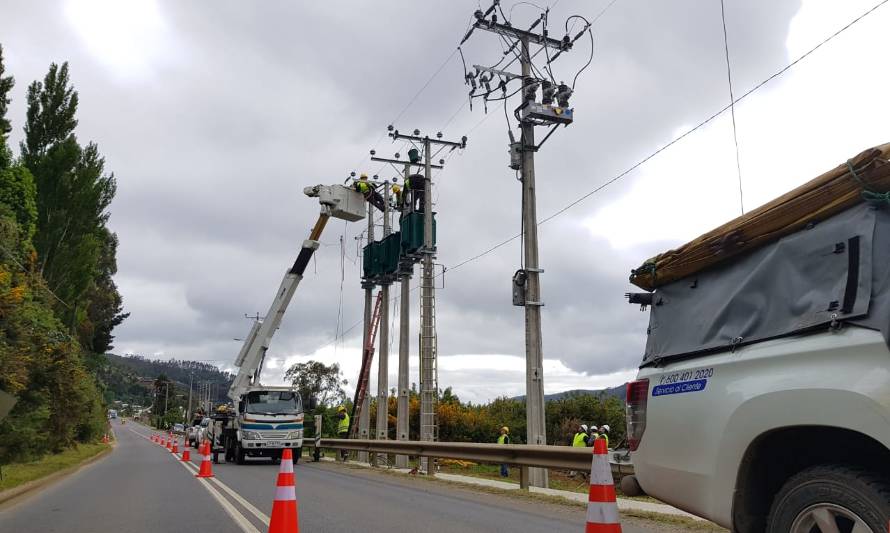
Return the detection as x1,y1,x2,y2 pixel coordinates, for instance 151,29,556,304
623,146,890,532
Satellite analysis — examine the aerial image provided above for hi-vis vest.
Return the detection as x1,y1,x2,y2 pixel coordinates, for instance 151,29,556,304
337,413,350,434
497,434,509,445
572,432,587,447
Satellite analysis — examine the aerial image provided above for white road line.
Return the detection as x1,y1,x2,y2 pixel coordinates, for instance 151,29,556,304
208,477,271,525
174,459,260,533
178,453,271,524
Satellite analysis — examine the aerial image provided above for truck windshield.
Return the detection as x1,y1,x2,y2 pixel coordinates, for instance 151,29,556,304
245,391,301,415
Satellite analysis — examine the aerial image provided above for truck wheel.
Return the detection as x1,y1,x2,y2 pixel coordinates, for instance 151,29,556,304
235,443,246,465
767,464,890,533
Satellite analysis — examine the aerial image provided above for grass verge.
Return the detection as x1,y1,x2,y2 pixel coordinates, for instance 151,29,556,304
0,442,109,492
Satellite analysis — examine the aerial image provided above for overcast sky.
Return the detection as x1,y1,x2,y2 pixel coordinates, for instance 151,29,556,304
2,0,889,403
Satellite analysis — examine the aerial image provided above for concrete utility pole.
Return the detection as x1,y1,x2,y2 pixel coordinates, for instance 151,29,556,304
375,183,391,461
395,164,411,469
187,373,194,423
358,201,374,463
388,129,467,474
518,36,548,488
461,4,582,487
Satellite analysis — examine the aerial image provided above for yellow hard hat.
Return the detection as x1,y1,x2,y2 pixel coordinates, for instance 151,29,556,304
392,184,401,193
337,405,346,412
360,173,368,180
501,426,509,433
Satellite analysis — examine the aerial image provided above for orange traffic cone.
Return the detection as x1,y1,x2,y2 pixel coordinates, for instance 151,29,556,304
585,438,622,533
267,448,299,533
160,435,166,447
172,438,179,454
181,447,191,462
195,446,214,478
166,436,172,451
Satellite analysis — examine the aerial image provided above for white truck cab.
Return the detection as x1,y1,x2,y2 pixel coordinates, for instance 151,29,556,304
624,145,890,532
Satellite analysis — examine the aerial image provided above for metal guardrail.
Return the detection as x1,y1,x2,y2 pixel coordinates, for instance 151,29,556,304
304,438,633,476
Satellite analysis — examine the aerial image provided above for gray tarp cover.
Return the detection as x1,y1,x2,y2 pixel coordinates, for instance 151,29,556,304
642,203,890,366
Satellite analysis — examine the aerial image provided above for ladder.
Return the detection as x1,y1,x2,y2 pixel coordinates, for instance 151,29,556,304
349,291,384,438
419,259,439,446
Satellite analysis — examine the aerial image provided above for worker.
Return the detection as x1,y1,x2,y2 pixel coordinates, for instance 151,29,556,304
354,174,386,211
336,405,350,460
497,426,510,477
589,423,600,443
406,173,426,212
598,425,610,448
391,183,402,209
572,424,590,447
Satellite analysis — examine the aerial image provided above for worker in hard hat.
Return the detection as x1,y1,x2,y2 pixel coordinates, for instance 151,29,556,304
598,424,610,448
405,173,426,212
336,405,350,460
573,424,590,447
391,183,403,209
353,174,386,211
497,426,511,477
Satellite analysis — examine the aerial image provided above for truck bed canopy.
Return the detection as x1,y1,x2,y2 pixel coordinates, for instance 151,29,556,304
630,143,890,291
637,144,890,365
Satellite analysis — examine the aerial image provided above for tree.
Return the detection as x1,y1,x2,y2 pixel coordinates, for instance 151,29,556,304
0,44,14,170
284,360,348,407
20,61,124,343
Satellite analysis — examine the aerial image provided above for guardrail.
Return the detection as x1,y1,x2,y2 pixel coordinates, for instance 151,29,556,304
304,438,633,477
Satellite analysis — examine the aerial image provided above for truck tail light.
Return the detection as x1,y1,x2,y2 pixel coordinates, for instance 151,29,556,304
626,379,649,452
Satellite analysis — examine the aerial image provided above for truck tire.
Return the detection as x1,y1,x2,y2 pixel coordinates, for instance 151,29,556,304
235,443,246,465
767,464,890,533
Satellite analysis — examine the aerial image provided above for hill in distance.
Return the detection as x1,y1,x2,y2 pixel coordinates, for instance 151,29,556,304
512,384,626,402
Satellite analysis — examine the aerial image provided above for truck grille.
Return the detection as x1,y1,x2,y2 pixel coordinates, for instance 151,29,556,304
262,432,288,439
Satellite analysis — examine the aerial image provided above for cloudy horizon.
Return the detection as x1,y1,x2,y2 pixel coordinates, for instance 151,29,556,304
3,0,889,403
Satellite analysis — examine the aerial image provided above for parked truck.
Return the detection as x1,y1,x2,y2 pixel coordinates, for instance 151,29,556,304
205,183,365,465
623,144,890,532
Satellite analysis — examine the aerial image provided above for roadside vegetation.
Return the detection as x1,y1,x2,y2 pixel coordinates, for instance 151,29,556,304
0,442,109,492
0,43,125,466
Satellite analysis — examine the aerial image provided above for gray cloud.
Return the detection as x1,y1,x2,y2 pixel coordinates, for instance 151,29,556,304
1,0,806,389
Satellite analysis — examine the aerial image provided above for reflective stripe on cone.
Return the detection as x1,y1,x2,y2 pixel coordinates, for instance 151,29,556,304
268,448,299,533
585,438,622,533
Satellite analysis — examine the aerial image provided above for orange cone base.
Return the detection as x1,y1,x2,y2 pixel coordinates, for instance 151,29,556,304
181,449,191,461
268,500,299,533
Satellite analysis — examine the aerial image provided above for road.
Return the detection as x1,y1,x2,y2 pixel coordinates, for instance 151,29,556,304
0,423,684,533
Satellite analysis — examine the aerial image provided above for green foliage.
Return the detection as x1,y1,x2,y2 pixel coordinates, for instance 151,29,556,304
0,50,122,465
284,360,348,407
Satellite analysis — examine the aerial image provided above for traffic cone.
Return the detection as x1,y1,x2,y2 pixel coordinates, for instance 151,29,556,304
267,448,299,533
151,435,156,443
160,435,166,447
195,446,214,478
585,438,622,533
172,438,179,454
181,447,191,462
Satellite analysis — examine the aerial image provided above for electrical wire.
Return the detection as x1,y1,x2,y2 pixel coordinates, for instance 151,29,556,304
565,15,594,89
720,0,744,215
301,0,889,356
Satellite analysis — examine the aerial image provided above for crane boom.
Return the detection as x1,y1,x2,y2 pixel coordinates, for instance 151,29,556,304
229,184,365,402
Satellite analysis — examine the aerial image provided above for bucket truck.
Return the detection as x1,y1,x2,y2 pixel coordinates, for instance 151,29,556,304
206,184,365,465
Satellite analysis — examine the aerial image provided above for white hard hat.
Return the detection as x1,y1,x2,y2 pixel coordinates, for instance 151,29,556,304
602,424,610,432
580,424,588,432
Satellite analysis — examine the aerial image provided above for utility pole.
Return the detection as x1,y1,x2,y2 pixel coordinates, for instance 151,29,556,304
358,200,374,463
388,129,466,474
375,182,391,461
461,2,585,488
395,163,411,469
187,373,194,424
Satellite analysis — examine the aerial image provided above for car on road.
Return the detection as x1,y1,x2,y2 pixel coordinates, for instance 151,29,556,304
623,155,890,533
172,423,185,435
186,421,201,447
193,417,210,448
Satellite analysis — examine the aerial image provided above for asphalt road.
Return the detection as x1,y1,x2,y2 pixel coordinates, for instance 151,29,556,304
0,423,678,533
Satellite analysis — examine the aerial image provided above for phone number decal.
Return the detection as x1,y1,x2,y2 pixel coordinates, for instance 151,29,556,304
652,368,713,397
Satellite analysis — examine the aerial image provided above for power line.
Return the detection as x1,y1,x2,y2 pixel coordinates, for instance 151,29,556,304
303,0,888,357
720,0,744,215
